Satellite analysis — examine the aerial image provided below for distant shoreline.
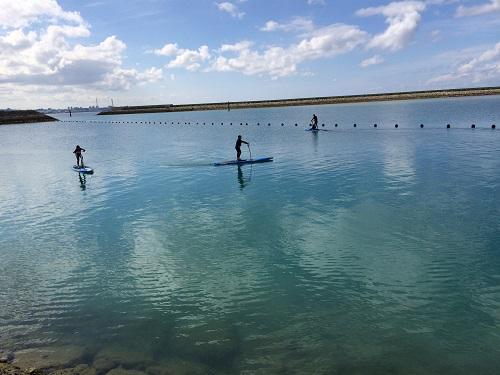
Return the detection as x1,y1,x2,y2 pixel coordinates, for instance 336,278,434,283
99,87,500,115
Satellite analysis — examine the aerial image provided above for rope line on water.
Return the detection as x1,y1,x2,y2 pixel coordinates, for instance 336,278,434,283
59,120,497,129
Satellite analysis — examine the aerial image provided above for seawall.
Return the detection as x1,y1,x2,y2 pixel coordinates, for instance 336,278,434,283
99,87,500,115
0,110,58,125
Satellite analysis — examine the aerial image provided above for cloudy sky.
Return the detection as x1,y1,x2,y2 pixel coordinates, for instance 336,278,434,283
0,0,499,109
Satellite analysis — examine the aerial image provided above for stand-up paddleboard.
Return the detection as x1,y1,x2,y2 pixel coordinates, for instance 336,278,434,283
72,165,94,174
214,157,273,166
305,128,328,132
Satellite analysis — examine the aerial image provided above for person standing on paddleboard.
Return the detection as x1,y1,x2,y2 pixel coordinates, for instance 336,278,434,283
310,114,318,130
235,135,249,161
73,145,86,167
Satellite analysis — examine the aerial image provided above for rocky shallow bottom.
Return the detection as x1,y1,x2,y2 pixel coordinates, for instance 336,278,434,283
0,346,215,375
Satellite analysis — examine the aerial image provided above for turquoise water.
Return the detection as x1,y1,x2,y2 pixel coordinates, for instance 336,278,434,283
0,97,499,374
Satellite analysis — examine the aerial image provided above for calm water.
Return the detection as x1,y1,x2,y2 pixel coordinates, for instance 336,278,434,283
0,97,499,374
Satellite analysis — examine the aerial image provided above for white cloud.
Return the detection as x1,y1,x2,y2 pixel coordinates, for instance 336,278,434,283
211,46,298,78
153,43,179,56
427,42,500,84
137,67,163,82
308,0,326,4
1,35,131,88
457,41,500,74
0,1,162,93
210,24,368,78
456,0,500,17
100,66,161,90
216,2,245,18
260,17,315,33
0,29,37,51
260,21,280,32
293,24,369,59
0,0,84,29
360,55,385,67
167,45,210,71
220,40,253,52
153,1,454,81
155,23,367,79
425,0,459,4
357,1,426,51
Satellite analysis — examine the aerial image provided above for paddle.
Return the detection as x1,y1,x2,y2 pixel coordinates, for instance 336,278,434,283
247,143,252,161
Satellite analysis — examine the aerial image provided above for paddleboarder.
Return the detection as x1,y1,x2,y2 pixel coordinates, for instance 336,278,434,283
310,114,318,130
73,145,86,167
235,135,249,161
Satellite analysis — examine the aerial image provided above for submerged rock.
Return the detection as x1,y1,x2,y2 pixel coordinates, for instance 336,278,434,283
146,359,208,375
92,347,153,373
13,346,85,371
50,364,96,375
0,351,15,364
0,363,27,375
104,368,147,375
169,321,240,368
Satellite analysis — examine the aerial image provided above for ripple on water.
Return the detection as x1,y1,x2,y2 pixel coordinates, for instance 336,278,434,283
0,99,500,373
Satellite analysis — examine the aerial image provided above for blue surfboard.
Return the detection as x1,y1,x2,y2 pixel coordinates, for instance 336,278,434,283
214,157,273,166
305,128,328,132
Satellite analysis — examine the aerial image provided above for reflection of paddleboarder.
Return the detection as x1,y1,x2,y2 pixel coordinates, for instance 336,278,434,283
310,114,318,130
237,166,245,190
235,135,249,161
237,165,253,190
78,173,86,191
73,145,86,167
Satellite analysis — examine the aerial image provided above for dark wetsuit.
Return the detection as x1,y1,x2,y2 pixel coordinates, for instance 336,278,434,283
311,115,318,130
235,138,248,160
73,146,85,166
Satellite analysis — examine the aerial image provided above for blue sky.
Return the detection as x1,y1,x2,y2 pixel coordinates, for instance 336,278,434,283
0,0,499,108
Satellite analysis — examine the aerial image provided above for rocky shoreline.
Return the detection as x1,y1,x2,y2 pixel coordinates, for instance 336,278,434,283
99,86,500,115
0,111,58,125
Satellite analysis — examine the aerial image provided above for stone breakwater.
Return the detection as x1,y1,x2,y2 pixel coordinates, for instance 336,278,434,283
99,86,500,115
0,111,57,125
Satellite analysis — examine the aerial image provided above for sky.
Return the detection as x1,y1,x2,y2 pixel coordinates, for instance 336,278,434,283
0,0,499,109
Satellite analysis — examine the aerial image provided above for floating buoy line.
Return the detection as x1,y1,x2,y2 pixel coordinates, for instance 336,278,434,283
59,120,497,129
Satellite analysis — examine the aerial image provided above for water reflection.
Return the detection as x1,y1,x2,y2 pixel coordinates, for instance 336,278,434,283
381,136,416,194
310,130,319,152
78,173,87,191
237,165,251,190
1,98,499,374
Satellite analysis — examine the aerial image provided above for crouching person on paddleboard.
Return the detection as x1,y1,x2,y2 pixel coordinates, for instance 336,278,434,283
235,135,249,161
73,145,86,167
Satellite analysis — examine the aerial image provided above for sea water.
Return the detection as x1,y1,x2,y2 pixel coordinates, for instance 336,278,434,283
0,96,499,374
